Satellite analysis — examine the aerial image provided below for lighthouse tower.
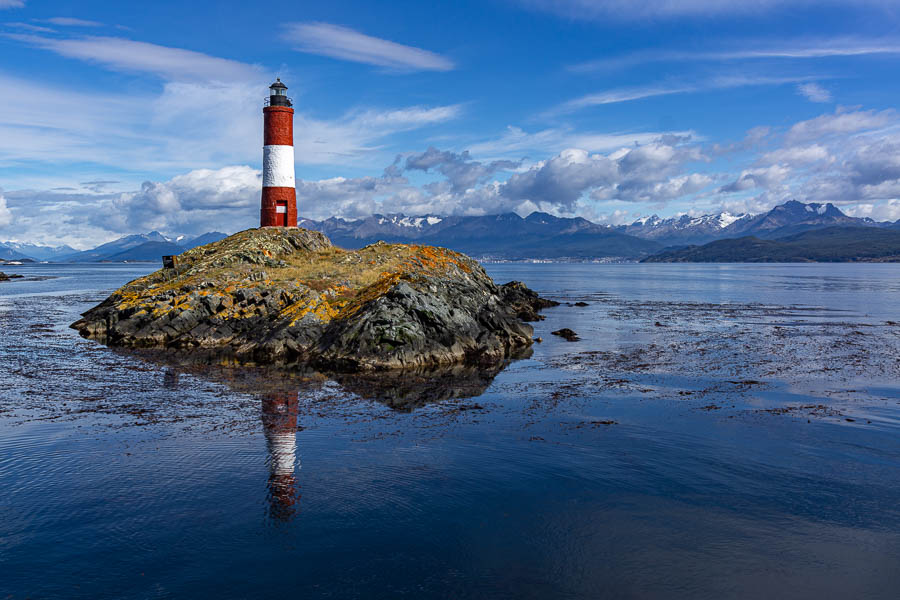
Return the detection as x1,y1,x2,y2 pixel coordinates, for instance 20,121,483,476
260,78,297,227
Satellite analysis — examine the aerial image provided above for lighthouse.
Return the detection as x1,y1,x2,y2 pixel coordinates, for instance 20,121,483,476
260,78,297,228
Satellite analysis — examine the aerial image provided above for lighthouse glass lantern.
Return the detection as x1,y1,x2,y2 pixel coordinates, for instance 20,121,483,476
269,78,291,107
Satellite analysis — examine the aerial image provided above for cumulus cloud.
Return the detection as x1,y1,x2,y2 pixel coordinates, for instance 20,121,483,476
283,22,454,72
715,105,900,222
502,138,708,208
0,193,13,227
111,166,261,234
797,82,832,103
404,147,519,192
719,165,791,193
844,200,900,222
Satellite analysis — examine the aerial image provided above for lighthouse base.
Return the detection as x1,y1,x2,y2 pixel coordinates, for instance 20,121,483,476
260,187,297,228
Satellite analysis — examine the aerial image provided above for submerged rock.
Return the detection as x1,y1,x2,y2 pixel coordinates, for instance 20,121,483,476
72,228,555,372
0,271,24,281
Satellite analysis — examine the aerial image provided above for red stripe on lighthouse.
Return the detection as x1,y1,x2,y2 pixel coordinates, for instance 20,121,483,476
261,104,297,228
263,106,294,146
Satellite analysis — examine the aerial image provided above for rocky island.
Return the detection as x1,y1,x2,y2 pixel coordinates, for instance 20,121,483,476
72,228,555,371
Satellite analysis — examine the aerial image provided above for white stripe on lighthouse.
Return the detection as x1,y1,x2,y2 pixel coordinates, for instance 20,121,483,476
262,145,295,188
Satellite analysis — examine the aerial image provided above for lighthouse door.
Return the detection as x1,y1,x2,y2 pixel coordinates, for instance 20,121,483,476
275,201,287,226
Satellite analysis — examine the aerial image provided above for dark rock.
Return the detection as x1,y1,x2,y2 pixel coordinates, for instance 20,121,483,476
499,280,559,321
0,272,24,281
551,328,580,341
574,301,589,307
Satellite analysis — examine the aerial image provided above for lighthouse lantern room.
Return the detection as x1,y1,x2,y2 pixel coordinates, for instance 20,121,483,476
260,78,297,228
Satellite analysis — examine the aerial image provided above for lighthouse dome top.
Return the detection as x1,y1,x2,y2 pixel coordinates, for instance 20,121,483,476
267,78,292,107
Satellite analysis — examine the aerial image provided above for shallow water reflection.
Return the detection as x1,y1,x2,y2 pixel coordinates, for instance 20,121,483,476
261,392,300,522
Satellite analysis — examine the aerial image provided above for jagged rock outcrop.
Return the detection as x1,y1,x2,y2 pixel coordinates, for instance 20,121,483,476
72,228,554,371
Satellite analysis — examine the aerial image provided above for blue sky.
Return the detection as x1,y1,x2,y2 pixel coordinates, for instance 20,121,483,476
2,0,900,247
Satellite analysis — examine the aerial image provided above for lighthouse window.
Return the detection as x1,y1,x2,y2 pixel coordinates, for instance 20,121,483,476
272,88,285,96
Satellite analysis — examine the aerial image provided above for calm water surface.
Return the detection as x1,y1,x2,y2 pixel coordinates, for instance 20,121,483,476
2,262,899,599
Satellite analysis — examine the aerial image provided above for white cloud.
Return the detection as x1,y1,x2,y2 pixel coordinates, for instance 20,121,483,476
571,38,900,72
719,165,791,193
44,17,102,27
283,22,454,72
466,125,696,158
501,139,709,208
797,82,832,103
843,200,900,222
759,144,830,165
0,193,13,227
555,85,695,112
405,147,519,192
112,166,261,233
0,62,461,178
5,22,54,32
555,75,817,113
6,34,262,82
517,0,891,21
785,107,894,144
1,134,716,245
0,0,25,9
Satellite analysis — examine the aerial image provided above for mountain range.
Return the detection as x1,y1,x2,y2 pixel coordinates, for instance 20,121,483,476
299,212,661,259
297,200,898,260
615,200,891,246
0,241,77,261
1,231,228,263
4,200,898,263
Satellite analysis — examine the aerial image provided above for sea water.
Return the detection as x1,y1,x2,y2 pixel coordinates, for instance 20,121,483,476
1,262,899,599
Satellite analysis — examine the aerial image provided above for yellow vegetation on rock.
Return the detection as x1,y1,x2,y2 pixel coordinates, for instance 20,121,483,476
107,228,485,327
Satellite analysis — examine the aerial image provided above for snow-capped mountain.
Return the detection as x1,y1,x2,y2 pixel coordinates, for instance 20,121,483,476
299,214,451,243
54,231,228,262
620,201,882,246
299,212,661,259
0,241,77,261
619,212,752,245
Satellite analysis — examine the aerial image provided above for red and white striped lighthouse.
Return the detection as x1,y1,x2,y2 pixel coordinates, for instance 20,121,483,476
260,78,297,228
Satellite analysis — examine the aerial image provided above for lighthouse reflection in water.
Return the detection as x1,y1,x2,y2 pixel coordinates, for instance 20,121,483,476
261,391,300,521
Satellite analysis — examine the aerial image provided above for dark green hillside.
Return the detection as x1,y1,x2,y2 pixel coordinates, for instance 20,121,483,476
642,227,900,263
